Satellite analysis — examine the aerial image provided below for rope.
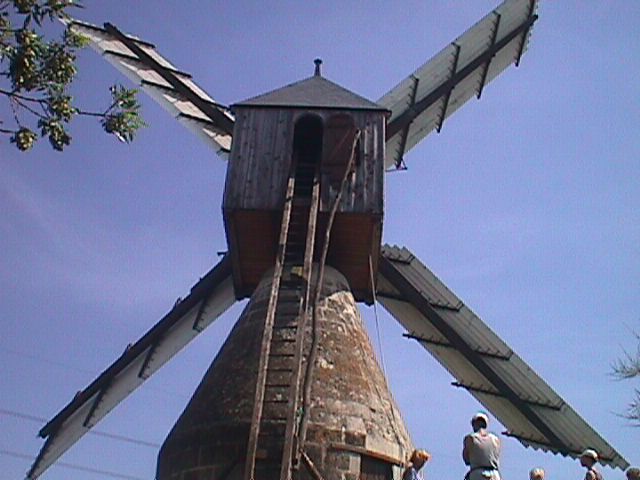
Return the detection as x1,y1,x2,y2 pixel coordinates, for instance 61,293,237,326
369,255,402,452
369,254,387,379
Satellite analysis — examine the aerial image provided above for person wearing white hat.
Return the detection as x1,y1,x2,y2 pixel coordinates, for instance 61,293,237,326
579,449,603,480
463,412,501,480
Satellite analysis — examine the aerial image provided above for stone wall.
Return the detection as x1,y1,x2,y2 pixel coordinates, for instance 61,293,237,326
157,266,412,480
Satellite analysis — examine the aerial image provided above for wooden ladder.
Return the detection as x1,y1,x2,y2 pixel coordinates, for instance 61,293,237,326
244,156,320,480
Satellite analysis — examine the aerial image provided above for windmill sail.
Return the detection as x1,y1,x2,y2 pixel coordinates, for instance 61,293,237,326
380,0,538,170
27,256,236,480
377,245,629,470
64,19,235,159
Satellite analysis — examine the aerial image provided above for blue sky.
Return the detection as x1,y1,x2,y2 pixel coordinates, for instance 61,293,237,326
1,1,639,479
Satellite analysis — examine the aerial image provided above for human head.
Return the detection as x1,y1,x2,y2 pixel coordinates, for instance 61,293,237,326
471,412,489,431
626,467,640,480
579,449,598,468
409,449,431,470
529,467,545,480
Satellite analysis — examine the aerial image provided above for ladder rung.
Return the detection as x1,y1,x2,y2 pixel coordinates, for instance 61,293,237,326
275,304,300,314
262,402,288,419
269,366,293,373
270,342,295,357
273,327,296,338
274,307,299,318
258,422,286,436
267,359,294,370
273,322,298,331
266,370,292,383
272,323,296,329
271,337,295,344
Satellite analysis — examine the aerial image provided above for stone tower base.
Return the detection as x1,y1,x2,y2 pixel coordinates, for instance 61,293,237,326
157,266,412,479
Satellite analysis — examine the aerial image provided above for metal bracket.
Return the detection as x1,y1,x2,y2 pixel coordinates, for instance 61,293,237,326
192,297,209,333
452,381,562,410
82,383,110,428
396,75,420,169
477,12,502,99
404,333,511,360
515,0,537,66
436,42,461,133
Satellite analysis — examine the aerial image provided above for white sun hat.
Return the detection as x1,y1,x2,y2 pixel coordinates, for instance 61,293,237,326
580,449,599,461
472,412,489,424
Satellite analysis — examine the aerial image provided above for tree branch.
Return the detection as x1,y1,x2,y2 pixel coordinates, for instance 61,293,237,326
76,109,105,118
0,88,48,104
11,95,48,120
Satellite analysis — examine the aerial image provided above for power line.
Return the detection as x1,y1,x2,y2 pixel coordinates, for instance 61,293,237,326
0,449,148,480
0,346,96,375
0,408,160,449
0,345,190,400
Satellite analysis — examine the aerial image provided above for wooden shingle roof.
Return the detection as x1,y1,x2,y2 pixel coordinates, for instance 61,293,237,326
234,74,386,112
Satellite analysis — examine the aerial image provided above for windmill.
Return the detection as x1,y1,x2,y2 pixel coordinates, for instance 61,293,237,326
27,0,630,479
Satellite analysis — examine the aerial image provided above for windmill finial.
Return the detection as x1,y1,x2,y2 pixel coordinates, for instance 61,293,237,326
314,58,322,76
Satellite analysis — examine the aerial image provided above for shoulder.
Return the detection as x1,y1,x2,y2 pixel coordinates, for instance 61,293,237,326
585,469,598,480
403,466,416,480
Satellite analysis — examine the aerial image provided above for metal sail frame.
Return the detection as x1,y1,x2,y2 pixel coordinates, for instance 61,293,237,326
27,0,630,478
377,245,629,470
27,257,236,480
63,19,234,159
379,0,538,170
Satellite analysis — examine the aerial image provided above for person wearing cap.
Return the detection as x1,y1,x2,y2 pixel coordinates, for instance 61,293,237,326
626,467,640,480
579,449,603,480
463,412,501,480
530,467,545,480
403,448,431,480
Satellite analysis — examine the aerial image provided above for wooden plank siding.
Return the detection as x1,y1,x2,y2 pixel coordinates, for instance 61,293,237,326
223,108,296,211
223,107,384,214
223,106,385,302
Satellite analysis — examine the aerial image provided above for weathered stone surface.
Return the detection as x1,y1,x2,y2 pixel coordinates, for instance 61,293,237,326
157,266,412,479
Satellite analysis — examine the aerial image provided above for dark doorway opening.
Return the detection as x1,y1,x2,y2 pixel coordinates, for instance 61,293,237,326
292,115,323,198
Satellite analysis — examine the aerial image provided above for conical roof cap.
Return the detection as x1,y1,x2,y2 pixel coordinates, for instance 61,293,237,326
234,73,387,112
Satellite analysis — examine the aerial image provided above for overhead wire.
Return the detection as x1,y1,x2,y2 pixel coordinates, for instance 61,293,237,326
0,449,147,480
0,408,160,449
0,345,191,400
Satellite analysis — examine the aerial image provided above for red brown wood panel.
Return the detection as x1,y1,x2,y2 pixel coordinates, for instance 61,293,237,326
225,208,381,302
